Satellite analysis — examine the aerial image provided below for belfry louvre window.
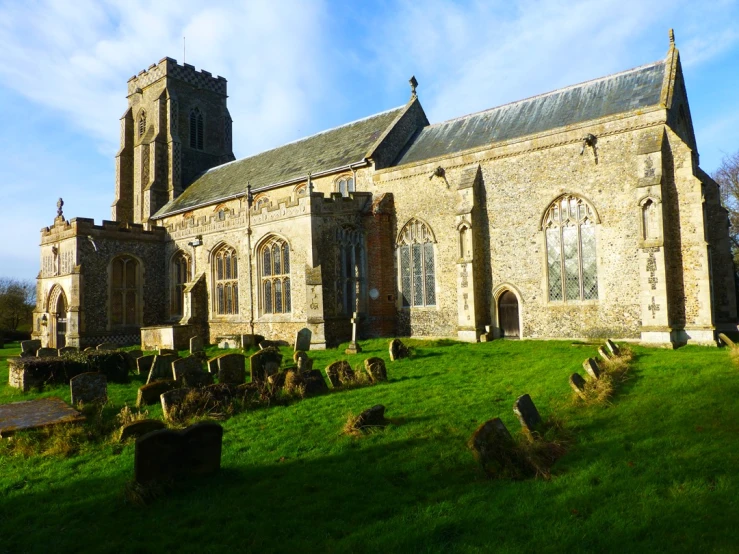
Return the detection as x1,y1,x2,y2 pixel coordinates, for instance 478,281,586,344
213,245,238,315
111,255,139,327
171,251,190,317
397,219,436,307
138,111,146,138
544,195,598,302
189,108,204,150
261,237,291,314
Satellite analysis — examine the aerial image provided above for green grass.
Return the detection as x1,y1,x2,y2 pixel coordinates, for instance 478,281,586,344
1,339,738,553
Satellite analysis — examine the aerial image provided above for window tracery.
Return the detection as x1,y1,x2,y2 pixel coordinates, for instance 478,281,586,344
337,176,355,197
110,255,140,327
260,237,291,314
336,227,364,314
170,251,190,317
213,245,238,315
397,219,436,307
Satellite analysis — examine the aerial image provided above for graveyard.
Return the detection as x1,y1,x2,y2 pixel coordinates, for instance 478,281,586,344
0,337,738,553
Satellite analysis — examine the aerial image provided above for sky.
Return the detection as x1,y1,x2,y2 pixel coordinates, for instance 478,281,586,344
1,0,738,281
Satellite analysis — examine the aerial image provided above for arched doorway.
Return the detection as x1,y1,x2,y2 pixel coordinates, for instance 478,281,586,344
498,291,520,338
55,293,68,348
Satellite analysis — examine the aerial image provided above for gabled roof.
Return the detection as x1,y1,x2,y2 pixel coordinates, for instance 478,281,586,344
153,105,406,218
394,60,667,166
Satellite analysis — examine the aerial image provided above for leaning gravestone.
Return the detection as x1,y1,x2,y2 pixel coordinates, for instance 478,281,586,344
389,339,409,361
146,354,179,384
718,333,735,348
240,334,265,349
136,354,156,376
583,358,601,380
20,340,41,357
134,421,223,484
218,353,246,385
207,355,223,374
350,405,387,431
569,373,587,399
325,360,354,388
172,356,205,382
158,348,177,356
302,370,329,396
182,371,213,388
364,357,387,382
70,372,107,405
597,346,611,362
250,347,282,384
58,346,78,356
36,347,58,358
119,419,166,442
294,328,312,352
137,380,179,407
513,394,542,437
189,336,204,354
160,387,192,422
468,417,516,475
96,343,118,351
606,339,621,357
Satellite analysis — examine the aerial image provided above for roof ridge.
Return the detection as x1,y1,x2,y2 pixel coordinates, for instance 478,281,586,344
204,104,405,175
424,59,666,129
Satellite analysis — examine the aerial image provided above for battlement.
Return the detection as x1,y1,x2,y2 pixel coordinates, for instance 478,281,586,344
41,217,167,243
127,57,227,97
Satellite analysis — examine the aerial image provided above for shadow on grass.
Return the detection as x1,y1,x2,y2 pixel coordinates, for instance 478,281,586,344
395,372,443,382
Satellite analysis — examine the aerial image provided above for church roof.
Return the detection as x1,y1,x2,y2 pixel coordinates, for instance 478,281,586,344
394,60,667,166
153,105,406,218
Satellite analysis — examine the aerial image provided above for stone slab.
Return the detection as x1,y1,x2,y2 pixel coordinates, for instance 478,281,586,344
36,347,58,358
146,354,179,384
137,380,179,407
172,356,205,381
302,369,329,396
0,397,84,435
325,360,354,387
389,339,409,361
20,340,41,356
136,354,156,376
468,417,516,474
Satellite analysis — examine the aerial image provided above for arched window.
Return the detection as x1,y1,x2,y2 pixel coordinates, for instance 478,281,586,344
543,194,598,302
254,196,269,211
397,219,436,307
213,245,238,315
337,176,355,197
336,227,364,314
170,251,191,317
260,237,291,314
138,110,146,138
642,199,661,241
459,223,472,260
189,107,204,150
110,255,140,327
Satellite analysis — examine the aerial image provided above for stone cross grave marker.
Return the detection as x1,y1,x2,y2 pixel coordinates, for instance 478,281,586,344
583,358,601,380
513,394,542,436
249,347,282,384
569,373,587,399
345,314,362,354
294,328,312,352
606,339,621,357
189,336,204,354
146,354,179,384
70,372,108,405
364,357,387,382
218,353,246,385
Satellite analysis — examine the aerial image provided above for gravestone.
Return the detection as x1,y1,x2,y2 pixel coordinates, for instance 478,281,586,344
302,370,329,396
134,421,223,484
136,354,156,376
136,380,179,407
364,357,387,382
241,334,265,349
284,369,305,392
83,346,96,352
128,349,143,360
182,372,213,388
189,336,204,354
259,339,281,350
161,387,192,422
294,328,312,352
158,348,177,356
70,372,107,405
96,343,117,351
606,339,621,357
583,358,601,380
36,347,58,358
146,354,179,384
119,419,166,442
218,339,237,349
294,351,313,372
513,394,542,437
218,353,246,385
207,355,222,374
389,339,409,361
468,418,516,475
597,346,611,362
58,346,78,356
325,360,354,388
268,371,287,390
569,373,587,399
351,405,387,431
249,347,282,384
172,356,205,382
718,333,735,348
0,397,84,435
20,340,41,357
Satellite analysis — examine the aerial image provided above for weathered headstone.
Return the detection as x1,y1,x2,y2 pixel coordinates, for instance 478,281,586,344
259,339,280,349
207,355,222,374
718,333,735,348
218,353,246,385
36,347,58,358
389,339,409,361
119,419,166,442
136,380,179,407
136,354,156,376
364,357,387,382
182,371,213,388
597,346,611,362
294,328,312,352
284,369,305,392
70,372,108,405
189,336,204,354
58,346,78,356
161,387,192,422
302,369,329,396
96,343,117,351
294,351,313,372
134,421,223,484
128,349,143,360
20,340,41,357
146,354,179,384
513,394,542,437
325,360,354,388
158,348,178,356
249,347,282,384
240,334,265,349
468,418,516,475
583,358,601,380
172,356,205,382
350,405,387,431
569,373,587,399
267,371,287,390
605,339,621,357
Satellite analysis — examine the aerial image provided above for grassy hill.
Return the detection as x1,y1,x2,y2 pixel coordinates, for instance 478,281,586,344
1,339,738,553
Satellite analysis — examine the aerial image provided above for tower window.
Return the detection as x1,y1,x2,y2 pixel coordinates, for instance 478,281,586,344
138,111,146,138
189,108,204,150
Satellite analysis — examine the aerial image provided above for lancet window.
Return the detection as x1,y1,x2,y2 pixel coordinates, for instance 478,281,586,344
260,237,291,314
397,218,436,307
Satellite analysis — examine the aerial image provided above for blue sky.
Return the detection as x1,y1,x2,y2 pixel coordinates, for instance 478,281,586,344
1,0,738,280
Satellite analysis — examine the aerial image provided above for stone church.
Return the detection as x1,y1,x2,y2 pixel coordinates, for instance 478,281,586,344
32,32,737,350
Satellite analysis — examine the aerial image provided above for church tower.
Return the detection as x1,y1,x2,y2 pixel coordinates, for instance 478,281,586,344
112,57,235,224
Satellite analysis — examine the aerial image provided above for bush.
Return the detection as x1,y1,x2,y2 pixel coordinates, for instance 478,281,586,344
9,356,88,389
65,351,130,383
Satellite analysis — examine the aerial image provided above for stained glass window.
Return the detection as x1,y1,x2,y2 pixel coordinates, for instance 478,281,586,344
397,219,436,307
336,227,363,314
260,237,291,314
213,245,239,315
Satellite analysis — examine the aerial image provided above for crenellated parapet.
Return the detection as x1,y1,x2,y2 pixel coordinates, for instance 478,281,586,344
127,57,227,96
41,217,166,245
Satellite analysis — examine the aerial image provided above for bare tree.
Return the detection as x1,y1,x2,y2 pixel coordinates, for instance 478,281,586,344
0,278,36,331
713,150,739,264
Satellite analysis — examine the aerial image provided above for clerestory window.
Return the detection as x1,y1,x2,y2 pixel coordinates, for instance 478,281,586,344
397,218,436,307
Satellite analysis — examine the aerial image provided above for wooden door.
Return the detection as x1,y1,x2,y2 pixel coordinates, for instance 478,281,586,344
498,291,519,338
